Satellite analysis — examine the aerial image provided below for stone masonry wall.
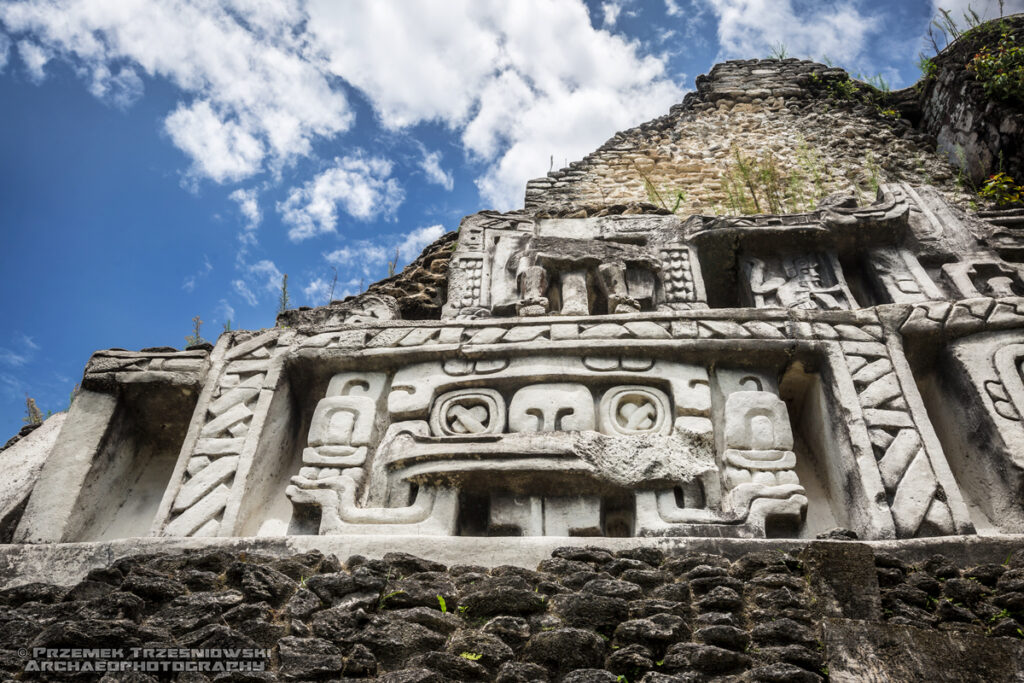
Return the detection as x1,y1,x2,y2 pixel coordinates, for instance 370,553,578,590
3,544,1024,681
917,14,1024,187
525,60,965,217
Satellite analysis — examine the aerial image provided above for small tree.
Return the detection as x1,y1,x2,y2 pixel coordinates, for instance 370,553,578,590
222,319,233,333
278,274,291,314
22,395,43,426
185,315,206,346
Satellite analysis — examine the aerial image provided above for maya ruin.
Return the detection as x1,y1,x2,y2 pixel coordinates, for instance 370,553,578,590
3,14,1024,682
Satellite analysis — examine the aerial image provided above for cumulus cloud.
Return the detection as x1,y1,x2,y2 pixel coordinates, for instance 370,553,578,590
705,0,877,64
304,0,683,207
229,188,261,232
665,0,683,16
278,154,404,241
17,39,48,81
602,2,623,26
303,277,333,305
0,0,351,182
398,224,445,262
2,0,682,209
323,224,447,277
419,149,454,191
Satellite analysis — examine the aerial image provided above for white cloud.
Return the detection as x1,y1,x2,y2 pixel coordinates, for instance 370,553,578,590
3,0,683,209
217,298,236,324
303,277,333,305
17,334,39,351
0,348,28,367
229,188,261,232
1,0,352,182
17,39,48,81
602,2,623,26
232,279,259,306
419,149,454,191
399,224,445,262
165,100,264,184
306,0,683,208
88,65,143,109
665,0,683,16
278,154,404,241
232,258,283,306
322,224,446,279
705,0,876,64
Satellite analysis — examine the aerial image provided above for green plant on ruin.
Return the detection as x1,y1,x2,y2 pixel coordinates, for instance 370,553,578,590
721,142,830,216
917,55,939,80
631,160,688,213
768,42,789,60
826,77,860,100
185,315,206,346
967,30,1024,104
459,652,483,661
980,172,1024,206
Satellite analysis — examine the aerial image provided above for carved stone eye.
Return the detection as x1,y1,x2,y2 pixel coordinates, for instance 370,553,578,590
429,389,506,437
598,386,671,436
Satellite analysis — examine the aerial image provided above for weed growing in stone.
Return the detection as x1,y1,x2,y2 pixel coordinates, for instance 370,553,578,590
185,315,206,346
980,172,1024,206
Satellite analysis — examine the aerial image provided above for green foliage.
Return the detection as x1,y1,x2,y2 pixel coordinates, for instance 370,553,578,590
877,106,900,120
968,30,1024,103
768,42,789,60
861,73,891,92
459,652,483,661
826,77,860,100
222,319,232,333
918,55,939,80
377,589,405,610
277,274,291,315
980,172,1024,206
185,315,206,346
437,595,447,613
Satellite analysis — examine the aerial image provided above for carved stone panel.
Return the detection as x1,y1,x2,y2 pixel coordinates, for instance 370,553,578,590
741,252,855,310
598,385,672,436
867,247,943,304
943,260,1024,299
429,388,506,436
508,383,596,432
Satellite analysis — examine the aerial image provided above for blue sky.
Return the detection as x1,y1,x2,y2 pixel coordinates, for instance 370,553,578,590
0,0,1019,437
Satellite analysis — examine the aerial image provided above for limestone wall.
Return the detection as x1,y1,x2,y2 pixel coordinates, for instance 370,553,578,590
525,60,964,217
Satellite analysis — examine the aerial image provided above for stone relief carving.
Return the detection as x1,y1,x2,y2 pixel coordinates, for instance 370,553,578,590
163,331,280,537
867,247,943,304
429,388,506,436
720,391,807,527
943,260,1024,299
742,252,854,310
508,383,596,432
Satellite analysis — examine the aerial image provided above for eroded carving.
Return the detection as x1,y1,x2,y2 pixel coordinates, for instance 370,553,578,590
742,253,854,310
598,385,671,436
